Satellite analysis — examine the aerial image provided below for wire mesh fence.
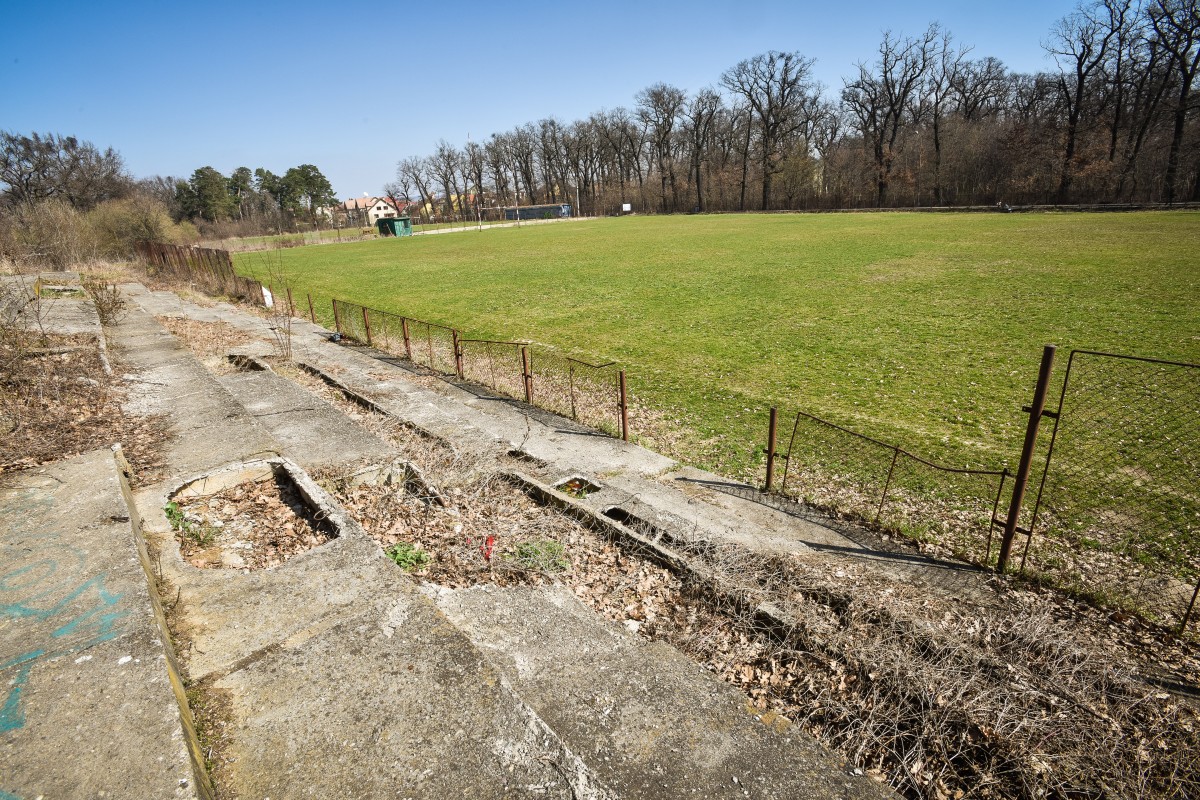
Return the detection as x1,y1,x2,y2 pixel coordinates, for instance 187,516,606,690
528,349,622,436
769,410,1010,565
1021,351,1200,631
330,298,627,438
460,338,527,400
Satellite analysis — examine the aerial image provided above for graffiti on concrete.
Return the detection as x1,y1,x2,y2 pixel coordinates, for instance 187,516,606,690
1,486,133,734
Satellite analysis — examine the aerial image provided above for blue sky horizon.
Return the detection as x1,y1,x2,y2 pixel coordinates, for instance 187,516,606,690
3,0,1080,200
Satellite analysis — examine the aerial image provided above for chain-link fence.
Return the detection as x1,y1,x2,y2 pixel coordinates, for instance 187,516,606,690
767,410,1010,565
1020,351,1200,631
330,298,627,439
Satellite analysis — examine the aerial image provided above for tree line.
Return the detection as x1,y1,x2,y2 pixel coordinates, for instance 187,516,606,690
0,129,342,266
390,0,1200,217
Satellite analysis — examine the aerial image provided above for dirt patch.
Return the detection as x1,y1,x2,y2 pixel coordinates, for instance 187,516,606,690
171,472,336,570
156,316,254,374
0,331,170,483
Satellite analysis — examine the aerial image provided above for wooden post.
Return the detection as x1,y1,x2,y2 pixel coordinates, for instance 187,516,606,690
362,306,373,346
765,407,778,491
401,318,412,360
997,344,1057,572
452,330,464,378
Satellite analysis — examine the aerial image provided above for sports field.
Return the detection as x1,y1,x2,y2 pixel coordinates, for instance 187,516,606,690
235,212,1200,479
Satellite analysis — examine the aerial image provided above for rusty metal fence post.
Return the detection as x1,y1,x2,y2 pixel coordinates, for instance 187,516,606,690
362,307,373,346
286,287,295,317
876,447,901,522
521,347,533,404
618,370,629,441
307,293,316,323
401,318,412,360
997,344,1057,572
452,330,464,377
765,407,778,491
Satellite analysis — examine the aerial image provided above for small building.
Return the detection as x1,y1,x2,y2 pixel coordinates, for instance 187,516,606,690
503,203,572,221
341,196,403,226
376,216,413,237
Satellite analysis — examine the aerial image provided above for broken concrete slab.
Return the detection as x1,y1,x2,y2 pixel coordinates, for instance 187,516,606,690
137,459,609,799
217,369,394,469
107,303,279,478
0,450,207,800
214,582,603,799
434,584,896,800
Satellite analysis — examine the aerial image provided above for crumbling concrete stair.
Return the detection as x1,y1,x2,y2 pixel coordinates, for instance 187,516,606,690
435,584,885,799
0,449,207,800
109,285,895,797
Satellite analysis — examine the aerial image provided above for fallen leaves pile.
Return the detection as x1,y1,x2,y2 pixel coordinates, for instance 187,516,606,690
175,474,335,569
0,331,169,482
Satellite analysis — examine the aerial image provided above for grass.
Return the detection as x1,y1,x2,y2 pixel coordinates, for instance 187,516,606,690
235,211,1199,479
385,542,430,572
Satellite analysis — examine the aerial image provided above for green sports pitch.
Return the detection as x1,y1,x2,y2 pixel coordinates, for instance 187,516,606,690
235,211,1200,479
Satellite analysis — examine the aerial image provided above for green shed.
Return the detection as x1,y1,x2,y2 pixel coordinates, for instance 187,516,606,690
375,216,413,237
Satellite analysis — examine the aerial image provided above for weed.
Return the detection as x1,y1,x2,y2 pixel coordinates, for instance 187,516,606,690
165,500,217,547
385,542,431,572
511,540,569,573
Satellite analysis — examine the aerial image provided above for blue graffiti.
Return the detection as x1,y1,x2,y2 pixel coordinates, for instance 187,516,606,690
0,789,25,800
0,549,131,734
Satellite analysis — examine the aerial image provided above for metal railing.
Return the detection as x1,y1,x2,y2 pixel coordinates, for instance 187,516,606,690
329,297,629,439
765,407,1011,566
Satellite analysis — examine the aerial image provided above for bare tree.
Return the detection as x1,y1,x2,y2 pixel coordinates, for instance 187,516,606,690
721,51,821,210
842,26,938,207
919,29,970,205
397,157,434,222
682,88,723,211
1149,0,1200,201
1046,1,1129,201
636,84,687,211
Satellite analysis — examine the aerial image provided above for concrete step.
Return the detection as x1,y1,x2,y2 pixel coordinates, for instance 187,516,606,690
0,449,207,799
434,584,893,800
217,367,394,470
141,457,606,799
109,300,279,478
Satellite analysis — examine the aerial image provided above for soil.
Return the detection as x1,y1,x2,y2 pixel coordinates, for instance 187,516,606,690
173,473,336,570
0,331,170,484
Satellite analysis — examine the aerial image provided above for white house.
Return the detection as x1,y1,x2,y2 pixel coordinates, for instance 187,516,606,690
340,196,401,226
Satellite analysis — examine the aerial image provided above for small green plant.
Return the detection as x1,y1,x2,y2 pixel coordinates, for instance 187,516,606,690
164,501,217,547
165,501,187,530
511,540,569,573
386,542,431,572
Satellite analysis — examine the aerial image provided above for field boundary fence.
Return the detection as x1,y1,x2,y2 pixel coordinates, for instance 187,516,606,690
763,408,1011,566
1011,349,1200,632
135,242,264,304
329,297,628,439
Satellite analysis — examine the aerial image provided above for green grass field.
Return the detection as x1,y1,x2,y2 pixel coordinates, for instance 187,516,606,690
235,212,1200,479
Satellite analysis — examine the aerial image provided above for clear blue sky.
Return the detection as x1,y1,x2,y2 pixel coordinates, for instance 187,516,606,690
1,0,1078,199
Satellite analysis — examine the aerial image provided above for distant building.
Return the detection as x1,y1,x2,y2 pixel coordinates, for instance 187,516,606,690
339,196,402,226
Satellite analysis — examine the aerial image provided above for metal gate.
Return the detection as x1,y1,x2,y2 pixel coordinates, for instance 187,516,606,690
1017,350,1200,631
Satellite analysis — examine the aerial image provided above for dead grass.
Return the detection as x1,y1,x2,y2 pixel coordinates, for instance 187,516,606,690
316,432,1200,799
0,331,169,483
156,316,253,374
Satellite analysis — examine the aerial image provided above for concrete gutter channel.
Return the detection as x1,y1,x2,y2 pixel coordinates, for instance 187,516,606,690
0,283,904,797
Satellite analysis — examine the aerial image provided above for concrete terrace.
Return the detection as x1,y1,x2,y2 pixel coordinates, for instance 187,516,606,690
0,279,1001,798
